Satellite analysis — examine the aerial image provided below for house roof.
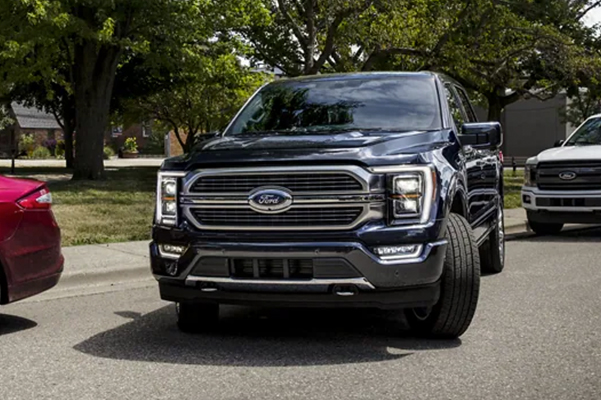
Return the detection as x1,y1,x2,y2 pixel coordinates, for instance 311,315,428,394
11,102,62,130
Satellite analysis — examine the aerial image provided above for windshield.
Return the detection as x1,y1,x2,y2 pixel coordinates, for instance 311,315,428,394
565,117,601,146
225,76,442,135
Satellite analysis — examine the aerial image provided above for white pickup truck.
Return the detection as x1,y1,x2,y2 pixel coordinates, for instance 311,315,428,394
522,114,601,235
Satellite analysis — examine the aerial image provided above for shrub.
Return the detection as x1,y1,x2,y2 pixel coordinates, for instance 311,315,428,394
123,137,138,153
103,146,115,160
43,138,58,155
55,140,65,158
19,134,35,156
31,146,51,159
144,130,166,155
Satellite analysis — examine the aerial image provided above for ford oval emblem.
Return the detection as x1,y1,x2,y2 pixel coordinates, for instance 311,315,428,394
559,171,577,181
249,188,293,214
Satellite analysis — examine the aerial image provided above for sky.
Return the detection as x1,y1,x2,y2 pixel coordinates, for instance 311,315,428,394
585,6,601,27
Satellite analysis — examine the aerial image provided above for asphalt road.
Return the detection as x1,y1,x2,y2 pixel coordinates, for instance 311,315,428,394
1,229,600,400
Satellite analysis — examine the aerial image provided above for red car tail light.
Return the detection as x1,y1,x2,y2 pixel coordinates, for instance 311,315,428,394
17,187,53,210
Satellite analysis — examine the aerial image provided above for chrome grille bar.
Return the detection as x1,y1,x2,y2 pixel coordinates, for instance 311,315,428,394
181,166,384,231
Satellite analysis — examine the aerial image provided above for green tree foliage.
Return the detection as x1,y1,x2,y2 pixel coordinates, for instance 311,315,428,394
130,51,270,153
243,0,601,122
0,0,269,179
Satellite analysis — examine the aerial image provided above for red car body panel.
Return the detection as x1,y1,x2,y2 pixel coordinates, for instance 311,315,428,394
0,176,63,304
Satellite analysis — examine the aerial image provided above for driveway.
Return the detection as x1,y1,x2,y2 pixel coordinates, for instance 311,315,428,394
1,228,600,399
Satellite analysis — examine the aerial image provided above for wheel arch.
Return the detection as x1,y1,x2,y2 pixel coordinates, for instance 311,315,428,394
443,174,469,220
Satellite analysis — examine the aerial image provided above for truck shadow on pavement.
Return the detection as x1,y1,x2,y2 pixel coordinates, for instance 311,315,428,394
0,313,37,336
515,226,601,243
74,305,461,366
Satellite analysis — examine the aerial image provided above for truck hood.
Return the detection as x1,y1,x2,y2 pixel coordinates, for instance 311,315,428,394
535,145,601,163
162,130,455,170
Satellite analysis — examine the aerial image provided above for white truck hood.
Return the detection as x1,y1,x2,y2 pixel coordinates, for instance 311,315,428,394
534,146,601,163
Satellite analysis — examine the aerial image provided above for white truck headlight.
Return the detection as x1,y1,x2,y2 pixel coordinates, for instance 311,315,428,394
524,164,536,187
156,172,185,226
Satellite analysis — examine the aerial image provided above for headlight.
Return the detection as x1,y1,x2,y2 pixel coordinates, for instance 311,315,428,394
524,164,536,187
371,165,436,225
156,172,185,226
392,174,423,218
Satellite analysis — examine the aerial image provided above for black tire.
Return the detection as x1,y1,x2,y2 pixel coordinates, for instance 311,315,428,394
176,302,219,334
528,219,564,236
405,213,480,339
480,202,505,274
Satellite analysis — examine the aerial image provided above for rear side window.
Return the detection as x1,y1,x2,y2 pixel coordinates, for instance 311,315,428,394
455,87,477,122
444,84,465,128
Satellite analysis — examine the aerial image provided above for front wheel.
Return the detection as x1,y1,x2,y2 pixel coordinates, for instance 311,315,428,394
405,213,481,339
480,202,505,274
528,219,563,236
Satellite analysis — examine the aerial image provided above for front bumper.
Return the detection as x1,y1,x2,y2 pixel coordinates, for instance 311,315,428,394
151,239,447,309
522,187,601,224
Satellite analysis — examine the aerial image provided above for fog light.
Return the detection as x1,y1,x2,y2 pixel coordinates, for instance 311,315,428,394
394,198,419,214
159,244,187,259
523,195,531,204
373,244,422,260
163,201,177,215
165,262,178,276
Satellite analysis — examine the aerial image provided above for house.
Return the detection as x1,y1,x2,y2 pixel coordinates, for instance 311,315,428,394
475,93,576,164
105,122,152,152
0,102,63,158
0,102,165,158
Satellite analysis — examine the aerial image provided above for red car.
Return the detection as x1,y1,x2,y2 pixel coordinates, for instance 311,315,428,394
0,176,63,304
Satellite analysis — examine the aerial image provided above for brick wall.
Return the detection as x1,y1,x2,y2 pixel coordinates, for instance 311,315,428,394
168,131,188,156
18,128,61,147
105,124,150,151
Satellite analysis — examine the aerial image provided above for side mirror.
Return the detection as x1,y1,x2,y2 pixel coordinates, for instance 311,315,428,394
459,122,503,150
554,139,565,147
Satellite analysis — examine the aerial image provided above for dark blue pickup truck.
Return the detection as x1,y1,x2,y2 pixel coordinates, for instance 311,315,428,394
151,72,504,339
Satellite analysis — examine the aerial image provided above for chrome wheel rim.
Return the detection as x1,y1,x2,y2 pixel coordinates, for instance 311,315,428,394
498,205,505,263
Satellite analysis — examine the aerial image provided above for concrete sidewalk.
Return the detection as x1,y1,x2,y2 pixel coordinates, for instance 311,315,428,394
0,158,164,169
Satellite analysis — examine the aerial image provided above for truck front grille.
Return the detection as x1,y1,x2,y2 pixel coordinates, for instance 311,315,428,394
190,207,364,228
190,173,363,193
537,161,601,191
190,257,361,279
231,258,313,279
180,166,384,231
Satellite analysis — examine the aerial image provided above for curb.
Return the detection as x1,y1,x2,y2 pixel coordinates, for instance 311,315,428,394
57,265,153,291
505,223,596,241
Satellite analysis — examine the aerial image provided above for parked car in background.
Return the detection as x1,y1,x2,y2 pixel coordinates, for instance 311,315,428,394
522,114,601,234
0,176,63,304
151,72,504,339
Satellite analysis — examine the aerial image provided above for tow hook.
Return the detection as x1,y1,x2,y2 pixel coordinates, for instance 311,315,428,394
332,284,359,297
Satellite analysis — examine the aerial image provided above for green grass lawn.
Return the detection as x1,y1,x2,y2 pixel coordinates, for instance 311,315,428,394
1,166,525,247
1,166,158,246
504,168,524,210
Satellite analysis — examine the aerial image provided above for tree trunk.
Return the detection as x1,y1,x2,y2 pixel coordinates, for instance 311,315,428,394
303,0,316,74
72,42,121,180
486,95,503,123
184,129,198,153
61,99,76,169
